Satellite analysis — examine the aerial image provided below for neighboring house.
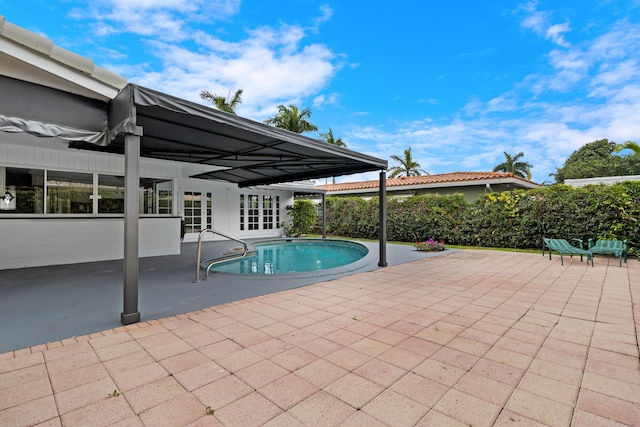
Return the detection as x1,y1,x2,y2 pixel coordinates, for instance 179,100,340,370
0,16,385,271
316,172,540,202
565,175,640,187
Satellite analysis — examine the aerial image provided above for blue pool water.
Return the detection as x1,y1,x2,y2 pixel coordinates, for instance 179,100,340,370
210,239,369,274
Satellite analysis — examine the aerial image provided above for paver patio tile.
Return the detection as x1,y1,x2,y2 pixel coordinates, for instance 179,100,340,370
159,349,210,374
145,339,194,361
431,346,479,370
581,372,640,404
341,410,388,427
248,338,293,358
181,330,226,349
93,340,144,362
353,358,407,387
211,392,282,427
453,371,514,406
518,372,579,406
377,346,424,370
348,337,392,357
320,346,369,371
470,358,524,386
0,363,48,390
506,389,573,427
363,389,428,427
199,339,243,359
323,372,384,408
434,389,501,427
389,371,448,407
299,337,342,357
323,328,364,346
111,361,168,392
234,359,289,389
0,377,52,411
288,390,356,427
0,396,58,427
570,409,628,426
125,376,186,414
278,329,319,346
294,359,348,388
492,409,547,426
173,361,228,391
60,394,133,427
0,352,44,375
192,374,253,411
412,359,466,387
270,347,317,371
584,356,640,384
262,412,305,427
484,346,534,370
88,332,133,350
258,373,318,410
396,336,441,357
54,376,118,415
577,389,640,426
50,362,110,394
215,348,263,372
415,410,471,426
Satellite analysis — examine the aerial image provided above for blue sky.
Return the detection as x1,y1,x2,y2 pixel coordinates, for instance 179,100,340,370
3,0,640,184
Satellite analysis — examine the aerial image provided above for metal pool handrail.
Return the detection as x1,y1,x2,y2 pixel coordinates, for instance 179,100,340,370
195,228,248,282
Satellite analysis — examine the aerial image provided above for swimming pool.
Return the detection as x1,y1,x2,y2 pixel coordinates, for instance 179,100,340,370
209,239,369,274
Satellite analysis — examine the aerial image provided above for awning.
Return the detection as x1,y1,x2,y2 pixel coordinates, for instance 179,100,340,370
67,84,387,186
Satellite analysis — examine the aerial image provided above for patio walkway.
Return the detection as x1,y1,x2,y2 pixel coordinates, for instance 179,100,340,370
1,250,639,426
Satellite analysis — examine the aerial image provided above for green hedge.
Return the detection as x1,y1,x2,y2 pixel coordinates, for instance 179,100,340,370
321,181,640,255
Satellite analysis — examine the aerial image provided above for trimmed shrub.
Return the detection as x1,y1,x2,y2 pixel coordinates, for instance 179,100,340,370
321,182,640,256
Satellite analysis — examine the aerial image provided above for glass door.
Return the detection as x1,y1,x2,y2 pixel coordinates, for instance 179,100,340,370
183,191,212,241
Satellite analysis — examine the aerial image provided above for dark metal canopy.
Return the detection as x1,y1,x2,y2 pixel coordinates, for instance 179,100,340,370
66,84,387,186
1,77,388,326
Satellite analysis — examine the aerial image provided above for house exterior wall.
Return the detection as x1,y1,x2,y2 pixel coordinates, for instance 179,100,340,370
0,134,292,269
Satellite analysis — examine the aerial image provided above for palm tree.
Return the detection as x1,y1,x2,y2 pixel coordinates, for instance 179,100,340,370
200,89,243,114
388,147,427,178
493,151,532,180
319,128,346,184
615,140,640,155
319,128,346,148
264,105,318,133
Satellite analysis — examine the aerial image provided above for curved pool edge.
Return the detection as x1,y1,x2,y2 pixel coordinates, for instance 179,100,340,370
206,237,370,277
204,238,456,280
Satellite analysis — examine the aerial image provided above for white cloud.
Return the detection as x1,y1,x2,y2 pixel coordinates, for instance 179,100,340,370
81,0,241,41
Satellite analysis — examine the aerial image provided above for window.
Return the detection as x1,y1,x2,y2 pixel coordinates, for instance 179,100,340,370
263,195,273,229
46,171,93,214
276,196,280,228
140,178,173,215
2,166,175,216
183,191,202,234
98,175,125,213
206,192,213,229
248,194,259,230
0,167,44,213
239,194,245,231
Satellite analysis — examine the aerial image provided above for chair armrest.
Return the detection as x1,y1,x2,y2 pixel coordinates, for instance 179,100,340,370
572,238,584,249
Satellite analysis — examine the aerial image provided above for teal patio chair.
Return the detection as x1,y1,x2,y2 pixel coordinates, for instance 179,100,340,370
588,239,627,267
542,238,594,267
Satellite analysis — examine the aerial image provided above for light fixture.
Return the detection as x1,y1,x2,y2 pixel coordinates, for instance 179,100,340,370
3,190,14,204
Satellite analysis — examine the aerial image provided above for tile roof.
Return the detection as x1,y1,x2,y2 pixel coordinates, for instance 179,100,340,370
316,171,537,192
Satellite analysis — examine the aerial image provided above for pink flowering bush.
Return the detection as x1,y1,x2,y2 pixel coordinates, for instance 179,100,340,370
415,238,445,251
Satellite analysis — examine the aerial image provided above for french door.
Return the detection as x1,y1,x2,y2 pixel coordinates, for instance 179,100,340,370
182,191,212,241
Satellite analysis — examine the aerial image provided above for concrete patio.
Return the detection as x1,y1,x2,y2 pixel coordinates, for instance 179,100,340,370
1,249,639,426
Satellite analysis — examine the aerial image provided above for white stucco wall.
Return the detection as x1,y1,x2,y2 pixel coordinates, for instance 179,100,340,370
0,135,295,268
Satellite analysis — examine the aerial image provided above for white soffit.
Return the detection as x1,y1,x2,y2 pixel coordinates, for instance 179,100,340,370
0,16,126,101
